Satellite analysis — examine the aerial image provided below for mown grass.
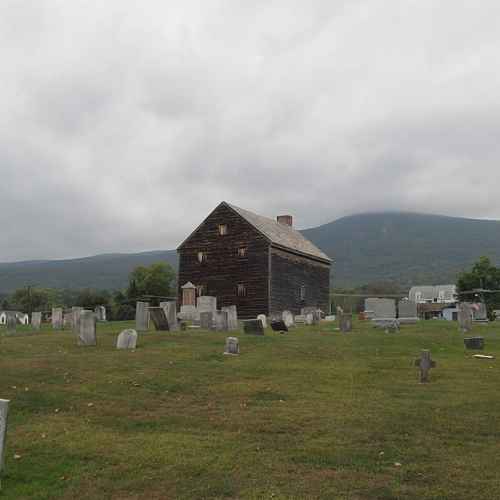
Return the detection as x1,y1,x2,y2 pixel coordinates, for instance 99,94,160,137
0,319,499,499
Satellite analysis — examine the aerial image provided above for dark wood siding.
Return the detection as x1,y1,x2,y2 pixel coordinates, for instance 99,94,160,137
178,204,270,318
269,247,330,315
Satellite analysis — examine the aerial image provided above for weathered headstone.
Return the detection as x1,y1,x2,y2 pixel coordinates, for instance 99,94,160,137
339,313,352,332
135,302,150,332
78,310,97,346
0,399,10,487
31,312,42,331
458,302,473,333
197,296,217,314
243,319,264,335
372,318,400,332
224,337,239,355
282,310,294,328
200,311,213,330
305,314,314,326
181,282,196,306
271,320,288,332
52,307,63,330
257,314,267,329
365,298,396,319
464,337,484,350
214,311,229,332
95,305,107,322
6,312,16,334
63,312,73,329
301,307,321,324
398,300,418,322
414,350,436,383
72,307,83,335
161,301,179,331
221,305,238,331
149,308,170,331
117,329,138,349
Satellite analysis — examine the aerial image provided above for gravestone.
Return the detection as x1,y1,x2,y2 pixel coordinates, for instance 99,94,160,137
221,305,238,331
257,314,267,329
473,302,488,322
149,308,170,331
398,300,418,321
161,301,179,331
365,298,396,319
282,310,294,328
271,320,288,332
323,315,336,322
31,312,42,331
294,315,306,325
214,311,229,332
6,312,16,334
339,314,352,332
464,337,484,350
243,319,264,335
72,307,83,335
181,282,196,306
372,318,400,332
78,310,97,346
301,307,321,324
197,296,217,314
95,305,107,322
179,305,198,321
135,302,150,332
200,311,213,330
305,314,314,326
117,329,138,349
458,303,472,333
224,337,239,355
414,350,436,383
0,399,10,486
52,307,63,330
63,312,73,329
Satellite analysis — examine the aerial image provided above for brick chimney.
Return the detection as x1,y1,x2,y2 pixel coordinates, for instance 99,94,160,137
277,215,293,227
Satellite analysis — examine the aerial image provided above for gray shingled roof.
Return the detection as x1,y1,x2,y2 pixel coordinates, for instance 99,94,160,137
227,203,331,262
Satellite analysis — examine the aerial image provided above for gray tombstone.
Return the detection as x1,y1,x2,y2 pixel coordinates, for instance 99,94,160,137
458,303,473,333
0,399,10,485
6,312,16,334
200,311,213,330
95,305,107,322
339,313,352,332
197,296,217,314
398,300,418,321
301,307,321,324
149,308,170,331
224,337,239,355
305,314,314,326
72,307,83,335
365,298,396,319
221,305,238,331
414,350,436,383
78,310,97,346
63,312,73,329
243,319,264,335
135,302,150,332
214,311,229,332
161,301,179,332
52,307,63,330
117,329,138,349
282,310,294,328
257,314,267,329
31,312,42,331
294,315,306,325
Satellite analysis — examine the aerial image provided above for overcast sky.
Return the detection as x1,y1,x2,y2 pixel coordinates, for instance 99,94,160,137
1,1,499,261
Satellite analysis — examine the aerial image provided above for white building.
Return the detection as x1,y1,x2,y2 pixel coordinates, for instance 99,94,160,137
409,285,457,304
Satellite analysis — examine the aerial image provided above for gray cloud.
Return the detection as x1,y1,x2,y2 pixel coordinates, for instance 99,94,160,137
1,0,500,261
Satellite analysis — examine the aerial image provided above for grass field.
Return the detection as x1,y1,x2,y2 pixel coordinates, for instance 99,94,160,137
1,319,499,499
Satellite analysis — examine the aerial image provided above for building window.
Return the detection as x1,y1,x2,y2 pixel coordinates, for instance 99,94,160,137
237,284,247,297
218,224,228,235
197,251,207,263
238,247,247,258
196,284,206,297
300,285,306,301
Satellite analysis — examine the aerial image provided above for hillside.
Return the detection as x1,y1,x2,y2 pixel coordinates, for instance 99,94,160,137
1,212,500,292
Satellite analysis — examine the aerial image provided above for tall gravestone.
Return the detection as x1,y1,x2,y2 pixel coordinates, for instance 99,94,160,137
282,311,294,328
72,307,83,335
221,305,238,331
200,312,213,330
135,302,150,332
63,312,73,329
160,301,179,331
31,312,42,331
257,314,267,329
149,308,169,331
95,305,106,322
78,310,97,346
52,307,63,330
180,282,198,321
6,312,16,334
214,311,229,332
0,399,9,488
458,303,473,333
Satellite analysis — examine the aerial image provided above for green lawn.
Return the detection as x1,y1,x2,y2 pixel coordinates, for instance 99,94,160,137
1,319,499,499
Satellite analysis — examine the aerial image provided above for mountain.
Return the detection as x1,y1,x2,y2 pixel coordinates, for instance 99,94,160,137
0,212,499,293
302,212,500,287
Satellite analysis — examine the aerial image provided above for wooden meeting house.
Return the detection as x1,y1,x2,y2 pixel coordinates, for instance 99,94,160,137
177,202,332,318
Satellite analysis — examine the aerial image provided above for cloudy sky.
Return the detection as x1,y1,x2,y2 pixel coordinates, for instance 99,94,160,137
1,1,499,261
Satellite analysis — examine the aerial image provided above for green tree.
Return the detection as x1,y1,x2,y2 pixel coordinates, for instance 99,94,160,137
126,262,176,304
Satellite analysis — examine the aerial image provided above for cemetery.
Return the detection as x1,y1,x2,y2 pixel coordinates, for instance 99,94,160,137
1,313,499,499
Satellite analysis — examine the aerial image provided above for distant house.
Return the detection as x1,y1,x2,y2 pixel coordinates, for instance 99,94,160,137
0,311,29,325
177,202,332,318
409,285,457,304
